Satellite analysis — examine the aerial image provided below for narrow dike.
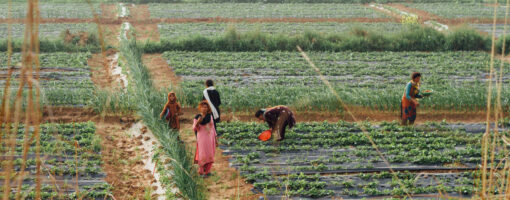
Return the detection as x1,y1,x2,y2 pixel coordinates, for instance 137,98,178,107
116,3,205,199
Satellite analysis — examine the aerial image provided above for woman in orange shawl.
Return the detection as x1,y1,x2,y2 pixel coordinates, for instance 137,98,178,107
159,92,182,130
193,101,217,176
401,72,423,126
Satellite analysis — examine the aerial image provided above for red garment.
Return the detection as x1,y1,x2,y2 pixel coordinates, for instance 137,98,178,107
401,81,419,122
193,115,216,175
165,102,181,130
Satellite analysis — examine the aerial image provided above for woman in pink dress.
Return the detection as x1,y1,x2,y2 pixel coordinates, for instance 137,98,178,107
193,101,217,176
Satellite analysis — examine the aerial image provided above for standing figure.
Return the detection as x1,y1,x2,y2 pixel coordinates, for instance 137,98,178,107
202,80,221,130
401,72,423,126
193,101,217,176
160,92,182,130
255,105,296,141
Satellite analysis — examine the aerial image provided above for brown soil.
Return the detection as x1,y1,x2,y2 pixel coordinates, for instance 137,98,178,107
208,107,501,125
128,4,151,21
387,3,441,22
88,49,116,89
101,4,118,20
485,3,501,7
96,119,159,200
178,122,260,200
128,5,160,42
142,54,180,89
101,24,120,47
1,106,130,124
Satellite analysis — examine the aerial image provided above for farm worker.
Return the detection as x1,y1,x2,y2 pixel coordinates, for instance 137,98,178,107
202,79,221,132
255,106,296,141
159,92,182,130
401,72,423,126
193,101,218,177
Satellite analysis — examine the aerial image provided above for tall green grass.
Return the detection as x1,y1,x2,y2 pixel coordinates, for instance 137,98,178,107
119,39,205,200
144,25,492,53
175,81,510,112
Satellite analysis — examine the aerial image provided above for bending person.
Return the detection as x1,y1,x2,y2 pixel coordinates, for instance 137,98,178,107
255,106,296,141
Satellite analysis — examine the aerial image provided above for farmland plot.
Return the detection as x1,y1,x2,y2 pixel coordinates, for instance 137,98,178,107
149,3,388,19
0,52,94,106
0,122,112,199
163,51,509,111
217,121,495,198
0,3,101,19
404,3,509,19
0,23,97,40
158,22,405,39
470,24,510,37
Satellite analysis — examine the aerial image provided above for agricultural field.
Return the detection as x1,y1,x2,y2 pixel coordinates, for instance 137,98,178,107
470,24,510,37
0,23,97,40
217,121,493,198
164,51,510,111
158,22,405,39
0,122,111,199
0,3,101,19
149,3,388,19
1,1,510,200
0,52,94,106
404,3,510,19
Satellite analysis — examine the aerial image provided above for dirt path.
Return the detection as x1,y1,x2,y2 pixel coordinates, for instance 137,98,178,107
387,3,441,22
142,54,180,89
96,119,161,199
128,5,160,42
367,4,402,21
123,3,259,198
178,116,260,200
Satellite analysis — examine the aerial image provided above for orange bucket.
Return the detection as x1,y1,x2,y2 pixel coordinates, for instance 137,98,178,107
258,130,272,141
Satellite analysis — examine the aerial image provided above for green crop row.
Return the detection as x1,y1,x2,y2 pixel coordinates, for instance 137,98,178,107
0,2,101,19
148,3,388,19
119,38,205,199
404,3,509,19
161,50,509,112
0,122,112,199
0,23,97,40
218,122,485,198
157,22,405,39
145,25,502,52
0,52,97,106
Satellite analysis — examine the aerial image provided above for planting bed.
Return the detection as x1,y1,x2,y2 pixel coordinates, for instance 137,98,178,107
163,51,510,111
470,24,510,37
158,22,405,39
404,3,509,19
149,3,388,19
0,23,96,39
0,122,112,199
217,121,494,198
0,52,94,106
0,3,101,19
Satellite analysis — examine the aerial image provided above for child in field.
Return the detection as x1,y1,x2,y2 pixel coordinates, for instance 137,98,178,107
160,92,182,130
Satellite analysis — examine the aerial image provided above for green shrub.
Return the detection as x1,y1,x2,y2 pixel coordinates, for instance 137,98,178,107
446,25,489,51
